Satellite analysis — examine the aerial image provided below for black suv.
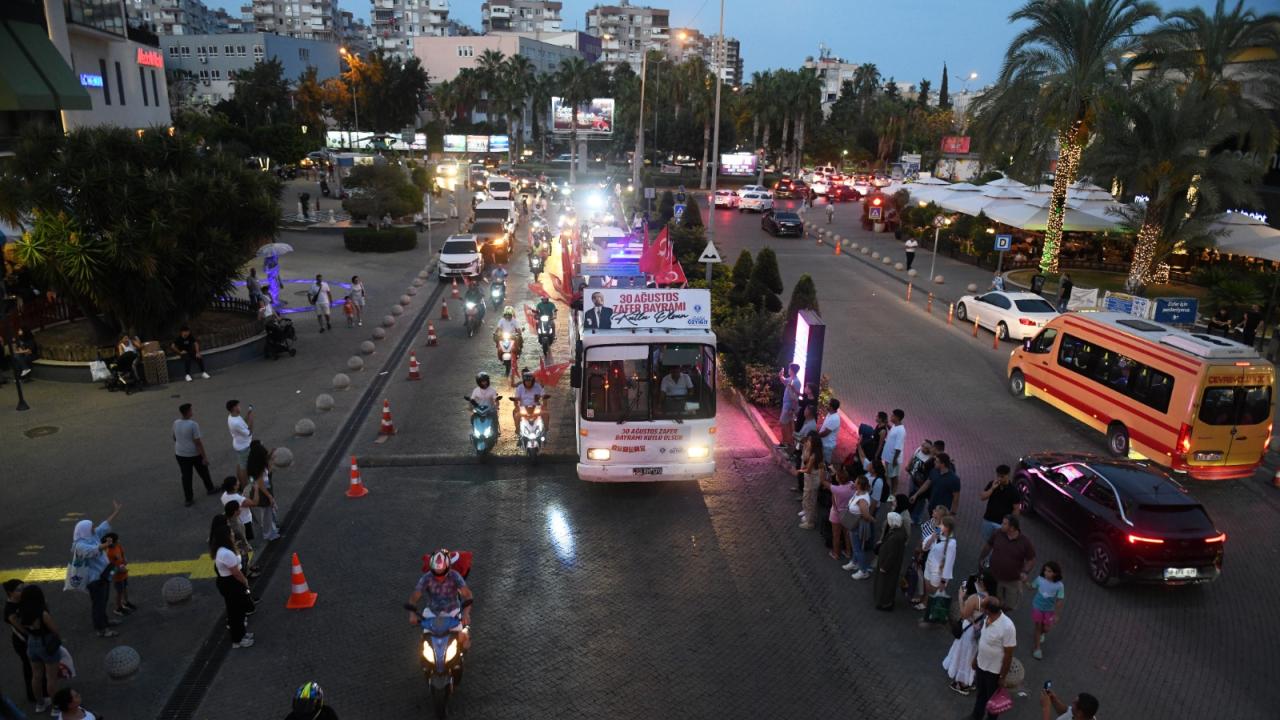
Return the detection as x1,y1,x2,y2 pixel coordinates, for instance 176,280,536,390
762,210,804,237
1014,453,1225,586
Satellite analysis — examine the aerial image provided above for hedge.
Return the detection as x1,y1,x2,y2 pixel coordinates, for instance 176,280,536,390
343,227,418,253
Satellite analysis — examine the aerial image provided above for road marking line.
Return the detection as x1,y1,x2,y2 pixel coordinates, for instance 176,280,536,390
0,555,215,583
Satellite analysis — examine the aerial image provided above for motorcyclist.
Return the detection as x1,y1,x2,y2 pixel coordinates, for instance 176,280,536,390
494,305,522,348
535,296,557,324
462,280,486,324
512,369,546,429
490,265,509,285
284,681,338,720
407,550,473,653
468,371,500,431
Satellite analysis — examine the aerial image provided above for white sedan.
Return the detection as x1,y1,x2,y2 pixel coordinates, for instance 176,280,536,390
738,192,774,212
737,184,768,198
713,189,740,208
809,177,830,196
954,290,1059,341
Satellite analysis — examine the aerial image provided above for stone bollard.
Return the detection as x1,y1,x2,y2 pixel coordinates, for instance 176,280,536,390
882,256,892,265
371,327,387,340
907,269,919,279
390,305,405,316
895,262,905,271
360,340,376,355
412,278,425,288
399,294,412,306
860,247,870,255
382,315,396,328
273,447,294,468
161,577,193,605
407,286,419,296
851,242,860,250
332,373,351,390
871,251,881,260
347,355,365,371
316,393,335,411
934,275,945,285
966,283,979,293
417,270,430,279
294,418,316,437
105,646,141,679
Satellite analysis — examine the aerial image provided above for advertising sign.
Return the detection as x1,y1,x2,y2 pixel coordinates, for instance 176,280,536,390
1153,297,1199,325
940,136,972,154
325,131,428,151
719,152,758,176
1102,291,1151,318
488,134,510,153
792,309,827,394
136,48,164,68
443,134,466,153
79,73,103,88
590,289,711,330
466,135,489,153
551,97,615,135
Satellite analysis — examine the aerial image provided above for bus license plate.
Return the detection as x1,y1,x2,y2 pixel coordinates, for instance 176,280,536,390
633,467,663,476
1164,568,1197,580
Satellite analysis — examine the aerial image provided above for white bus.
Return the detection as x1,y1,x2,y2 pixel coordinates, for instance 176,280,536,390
571,288,717,481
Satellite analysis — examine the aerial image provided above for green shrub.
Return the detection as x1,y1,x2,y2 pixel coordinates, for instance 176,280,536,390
744,363,781,407
343,227,418,253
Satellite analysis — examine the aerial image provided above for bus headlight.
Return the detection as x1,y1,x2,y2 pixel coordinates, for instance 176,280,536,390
587,448,611,461
687,445,710,459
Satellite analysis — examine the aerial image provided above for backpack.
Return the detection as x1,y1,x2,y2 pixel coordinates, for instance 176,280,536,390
871,475,891,506
858,423,878,457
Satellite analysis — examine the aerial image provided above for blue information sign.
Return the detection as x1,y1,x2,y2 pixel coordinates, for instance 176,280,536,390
995,234,1012,251
674,203,686,219
1153,297,1199,325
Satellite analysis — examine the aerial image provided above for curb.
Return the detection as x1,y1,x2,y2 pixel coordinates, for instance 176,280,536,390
360,452,578,467
728,387,793,472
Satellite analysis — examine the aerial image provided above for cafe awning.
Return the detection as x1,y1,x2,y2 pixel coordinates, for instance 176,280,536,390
1209,212,1280,262
0,20,92,112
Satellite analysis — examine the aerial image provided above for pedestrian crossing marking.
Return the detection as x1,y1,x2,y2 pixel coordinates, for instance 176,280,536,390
0,555,217,584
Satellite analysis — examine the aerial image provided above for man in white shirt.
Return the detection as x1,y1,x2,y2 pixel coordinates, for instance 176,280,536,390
818,398,841,466
310,274,332,332
469,372,501,431
226,399,254,485
904,237,918,271
659,366,694,414
970,597,1016,720
1041,689,1100,720
881,408,906,492
512,370,545,428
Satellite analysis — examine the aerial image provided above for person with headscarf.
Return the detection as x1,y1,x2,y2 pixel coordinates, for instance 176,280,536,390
70,501,123,637
873,511,909,611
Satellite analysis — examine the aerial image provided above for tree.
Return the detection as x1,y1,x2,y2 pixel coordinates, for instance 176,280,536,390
293,67,327,136
501,55,537,162
780,274,820,363
0,126,280,340
883,77,901,101
680,194,704,228
938,63,950,109
342,164,420,226
916,78,932,108
970,0,1160,274
657,189,675,226
790,69,822,170
228,58,292,130
729,250,754,306
358,51,431,133
851,63,881,113
555,57,605,184
745,247,784,312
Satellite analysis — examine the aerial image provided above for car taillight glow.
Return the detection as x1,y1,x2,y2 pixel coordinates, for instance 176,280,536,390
1127,534,1165,544
1019,318,1036,326
1175,423,1192,458
1204,533,1227,543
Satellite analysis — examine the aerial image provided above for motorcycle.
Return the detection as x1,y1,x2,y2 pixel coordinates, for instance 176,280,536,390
403,603,467,719
495,331,521,377
489,278,506,310
529,252,544,280
464,300,483,338
537,312,555,359
511,396,548,460
465,396,499,456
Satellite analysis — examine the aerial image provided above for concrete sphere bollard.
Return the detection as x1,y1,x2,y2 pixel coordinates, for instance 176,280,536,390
272,446,294,468
316,393,335,412
860,246,870,255
332,373,351,390
417,270,430,279
934,274,945,285
390,305,405,316
412,278,425,287
907,269,919,279
382,315,396,328
407,286,419,296
1002,658,1025,688
882,256,893,265
347,356,364,372
851,242,860,250
105,646,141,679
871,251,881,260
294,418,316,437
895,262,905,271
371,327,387,340
967,283,979,293
360,340,376,355
161,576,193,605
399,294,412,306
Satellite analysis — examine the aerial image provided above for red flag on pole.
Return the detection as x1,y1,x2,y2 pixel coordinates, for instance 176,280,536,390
658,256,687,286
527,282,550,299
534,361,572,387
639,226,669,275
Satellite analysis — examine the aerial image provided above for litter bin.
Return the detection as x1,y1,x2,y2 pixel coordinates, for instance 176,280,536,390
1030,274,1047,295
141,351,169,385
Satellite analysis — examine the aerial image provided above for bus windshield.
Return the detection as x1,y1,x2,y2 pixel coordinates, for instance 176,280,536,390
582,343,716,422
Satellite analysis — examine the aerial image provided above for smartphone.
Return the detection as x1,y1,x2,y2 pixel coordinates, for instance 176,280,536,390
248,404,254,412
1043,681,1053,691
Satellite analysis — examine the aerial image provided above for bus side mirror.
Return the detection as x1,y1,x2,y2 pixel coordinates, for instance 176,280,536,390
570,365,581,389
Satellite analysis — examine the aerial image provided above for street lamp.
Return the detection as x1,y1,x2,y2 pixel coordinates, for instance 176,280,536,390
633,50,648,192
928,214,952,283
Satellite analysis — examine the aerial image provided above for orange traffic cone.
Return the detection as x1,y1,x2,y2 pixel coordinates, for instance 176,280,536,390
285,553,318,609
346,455,369,497
440,300,450,320
407,350,421,380
379,399,396,436
834,241,842,255
451,277,460,299
425,322,438,346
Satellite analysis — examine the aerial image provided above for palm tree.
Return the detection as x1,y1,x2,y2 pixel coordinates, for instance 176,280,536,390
475,49,507,126
773,70,795,171
1084,80,1263,290
555,56,603,184
790,69,822,171
529,72,555,161
973,0,1160,274
750,71,776,170
851,63,881,114
498,55,536,163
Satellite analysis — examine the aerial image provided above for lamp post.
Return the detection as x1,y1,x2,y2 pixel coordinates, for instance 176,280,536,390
928,212,952,283
704,0,726,283
632,50,647,194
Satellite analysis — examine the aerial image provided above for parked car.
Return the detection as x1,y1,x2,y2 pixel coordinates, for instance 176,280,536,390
438,234,485,281
829,184,858,202
713,189,740,208
772,178,807,199
955,290,1059,341
761,209,804,236
1014,453,1226,586
738,191,774,212
737,184,767,198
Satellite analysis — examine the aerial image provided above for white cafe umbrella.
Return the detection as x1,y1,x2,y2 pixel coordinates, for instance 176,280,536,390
912,175,952,186
1208,212,1280,262
926,182,982,207
986,202,1124,232
1068,188,1117,202
256,242,295,257
1069,179,1108,192
942,187,1031,216
984,176,1027,190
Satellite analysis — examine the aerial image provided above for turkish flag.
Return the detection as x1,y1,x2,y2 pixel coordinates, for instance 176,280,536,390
523,304,539,333
534,360,572,387
527,282,550,299
658,255,687,286
639,227,670,275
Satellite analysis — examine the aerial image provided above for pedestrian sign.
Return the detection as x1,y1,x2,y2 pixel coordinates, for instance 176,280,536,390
674,203,686,219
699,240,722,264
644,187,656,199
995,234,1012,251
868,207,883,220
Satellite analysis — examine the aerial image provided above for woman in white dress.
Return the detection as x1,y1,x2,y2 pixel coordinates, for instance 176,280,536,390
941,572,996,695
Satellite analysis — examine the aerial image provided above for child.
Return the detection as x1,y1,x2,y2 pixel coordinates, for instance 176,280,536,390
103,533,135,615
342,295,355,327
1030,560,1065,659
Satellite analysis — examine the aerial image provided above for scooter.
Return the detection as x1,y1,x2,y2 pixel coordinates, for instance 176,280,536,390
489,278,506,310
465,396,499,456
529,252,544,281
495,331,521,377
537,312,555,359
511,396,548,460
464,300,482,338
403,603,468,719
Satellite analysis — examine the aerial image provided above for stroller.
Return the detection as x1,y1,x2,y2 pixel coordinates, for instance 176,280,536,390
264,316,297,359
96,348,142,394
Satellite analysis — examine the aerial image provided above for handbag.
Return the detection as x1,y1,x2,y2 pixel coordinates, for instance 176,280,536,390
88,360,111,381
985,687,1013,714
924,592,952,624
64,554,90,593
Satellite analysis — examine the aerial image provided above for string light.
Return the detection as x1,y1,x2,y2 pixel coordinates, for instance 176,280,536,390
1039,124,1083,275
1128,220,1160,290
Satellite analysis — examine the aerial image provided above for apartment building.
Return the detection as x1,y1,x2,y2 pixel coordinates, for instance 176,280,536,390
585,1,669,69
803,50,860,116
126,0,236,35
338,9,372,55
412,33,579,83
493,30,600,63
161,31,340,106
371,0,452,59
482,1,561,33
249,0,340,41
667,27,742,86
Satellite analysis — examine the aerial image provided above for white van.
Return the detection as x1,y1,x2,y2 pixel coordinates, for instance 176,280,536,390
485,176,513,201
474,199,516,234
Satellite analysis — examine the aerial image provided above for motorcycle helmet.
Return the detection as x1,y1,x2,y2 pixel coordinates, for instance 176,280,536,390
292,682,325,717
475,371,490,388
503,305,515,318
429,550,451,576
521,370,534,385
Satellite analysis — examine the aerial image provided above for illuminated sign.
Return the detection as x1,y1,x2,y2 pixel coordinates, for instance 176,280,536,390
551,97,615,135
719,152,757,176
488,135,509,153
466,135,488,153
792,310,826,393
443,134,465,153
940,136,971,154
594,289,711,329
136,48,164,68
79,73,104,88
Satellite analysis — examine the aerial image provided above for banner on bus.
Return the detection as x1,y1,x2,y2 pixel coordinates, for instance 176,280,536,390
587,289,711,330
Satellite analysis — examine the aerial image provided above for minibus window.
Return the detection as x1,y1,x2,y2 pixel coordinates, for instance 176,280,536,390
1199,385,1272,426
1028,328,1057,354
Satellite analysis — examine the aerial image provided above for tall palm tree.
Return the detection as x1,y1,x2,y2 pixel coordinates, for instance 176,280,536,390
500,55,536,163
476,49,507,125
973,0,1160,274
773,70,795,171
1085,79,1263,290
790,69,822,171
751,71,776,169
851,63,881,114
555,56,603,184
529,72,555,161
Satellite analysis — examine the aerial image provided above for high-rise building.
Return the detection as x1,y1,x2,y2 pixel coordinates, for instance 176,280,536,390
127,0,224,35
585,1,669,69
337,9,371,55
249,0,340,41
667,27,741,86
370,1,452,59
803,48,861,116
161,31,340,106
482,1,561,33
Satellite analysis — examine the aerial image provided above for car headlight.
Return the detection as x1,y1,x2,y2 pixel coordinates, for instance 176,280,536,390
444,637,459,662
422,641,435,663
687,445,710,459
587,448,611,461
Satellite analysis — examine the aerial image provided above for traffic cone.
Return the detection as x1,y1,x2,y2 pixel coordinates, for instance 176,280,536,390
451,277,460,299
285,553,318,609
440,300,450,320
834,240,842,255
407,350,421,380
346,455,369,498
379,399,396,436
425,322,438,346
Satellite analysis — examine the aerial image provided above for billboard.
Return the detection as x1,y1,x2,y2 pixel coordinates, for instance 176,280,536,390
592,289,711,330
551,97,614,135
719,152,757,176
443,134,466,153
325,131,428,151
940,136,972,154
466,135,489,153
488,134,510,153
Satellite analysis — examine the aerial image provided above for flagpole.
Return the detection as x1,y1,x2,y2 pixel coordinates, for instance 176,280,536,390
704,0,726,284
